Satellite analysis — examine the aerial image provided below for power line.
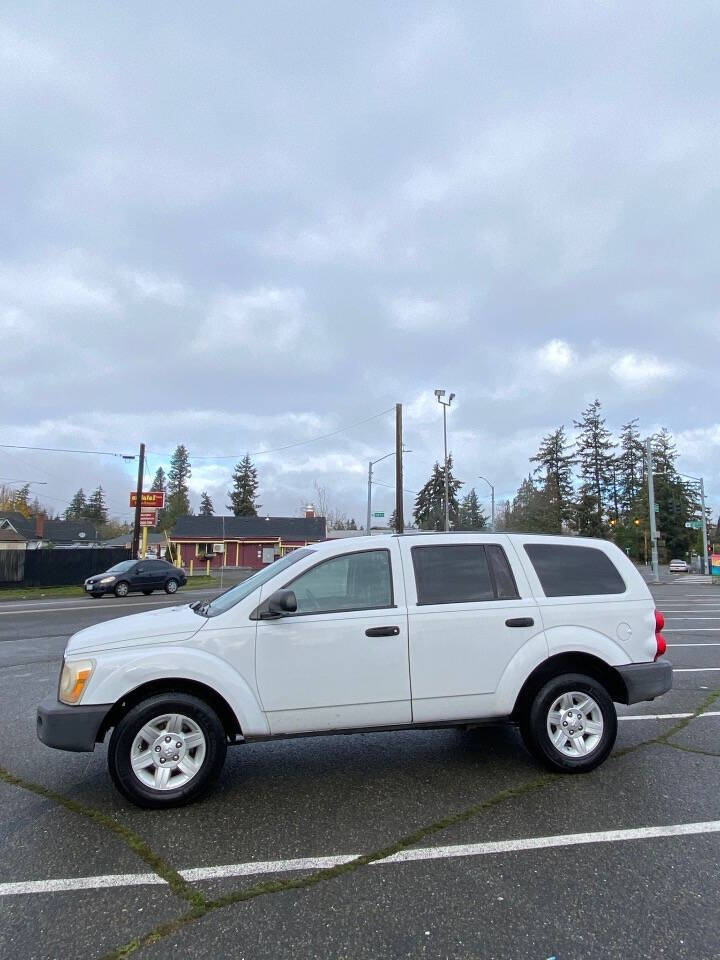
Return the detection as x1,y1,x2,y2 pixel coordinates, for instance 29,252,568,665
0,442,135,459
148,407,396,461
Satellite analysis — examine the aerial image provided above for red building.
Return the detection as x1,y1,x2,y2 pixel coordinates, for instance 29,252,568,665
169,512,326,570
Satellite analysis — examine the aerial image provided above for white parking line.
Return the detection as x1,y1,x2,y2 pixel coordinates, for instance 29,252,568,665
665,618,720,621
668,642,720,646
2,819,719,897
665,629,720,632
618,711,720,720
673,667,720,672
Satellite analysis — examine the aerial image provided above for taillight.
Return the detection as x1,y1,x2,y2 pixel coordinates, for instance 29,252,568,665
654,609,666,659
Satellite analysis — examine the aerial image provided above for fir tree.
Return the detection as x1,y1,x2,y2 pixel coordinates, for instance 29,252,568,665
13,483,31,517
86,485,108,525
413,457,462,530
228,454,260,517
530,426,575,532
457,488,488,530
616,418,644,516
150,466,168,528
64,488,87,520
505,475,552,532
163,445,192,531
199,491,214,516
573,399,615,536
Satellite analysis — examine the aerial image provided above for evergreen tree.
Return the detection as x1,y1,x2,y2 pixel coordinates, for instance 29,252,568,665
13,483,32,517
85,485,108,525
163,444,192,531
505,475,552,532
530,426,575,532
64,488,87,520
150,466,168,528
573,399,616,536
228,454,260,517
413,457,462,530
616,418,644,516
347,518,358,530
199,491,214,517
652,427,678,474
457,488,488,530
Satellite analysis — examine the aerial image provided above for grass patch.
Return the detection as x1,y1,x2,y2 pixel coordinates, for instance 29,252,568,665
0,577,220,602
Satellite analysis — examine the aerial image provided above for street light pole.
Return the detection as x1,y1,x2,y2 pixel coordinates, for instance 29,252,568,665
646,438,660,583
366,447,411,535
477,476,495,531
435,389,455,532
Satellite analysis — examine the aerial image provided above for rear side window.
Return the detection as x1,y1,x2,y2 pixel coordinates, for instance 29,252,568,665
412,544,501,605
524,544,626,597
486,544,520,600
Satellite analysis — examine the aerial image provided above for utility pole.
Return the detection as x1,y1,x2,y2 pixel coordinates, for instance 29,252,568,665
646,438,660,583
131,442,145,560
395,403,404,533
700,477,709,575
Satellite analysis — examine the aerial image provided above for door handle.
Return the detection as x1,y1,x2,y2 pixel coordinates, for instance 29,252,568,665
505,617,534,628
365,626,400,637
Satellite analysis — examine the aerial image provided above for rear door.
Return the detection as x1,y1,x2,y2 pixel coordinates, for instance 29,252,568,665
399,537,543,723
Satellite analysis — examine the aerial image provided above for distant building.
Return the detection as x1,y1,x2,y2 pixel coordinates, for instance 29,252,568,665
0,512,101,549
169,509,327,570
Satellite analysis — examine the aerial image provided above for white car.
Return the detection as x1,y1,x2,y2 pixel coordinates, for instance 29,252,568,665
37,533,672,808
669,559,689,573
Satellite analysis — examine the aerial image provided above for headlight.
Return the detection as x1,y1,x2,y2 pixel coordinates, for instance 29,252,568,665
99,576,116,584
59,659,95,704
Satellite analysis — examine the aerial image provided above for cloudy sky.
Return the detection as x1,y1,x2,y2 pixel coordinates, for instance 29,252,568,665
2,1,719,524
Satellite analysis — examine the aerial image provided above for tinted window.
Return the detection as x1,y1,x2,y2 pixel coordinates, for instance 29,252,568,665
106,560,136,574
524,544,626,597
289,550,393,614
486,544,520,600
412,544,494,605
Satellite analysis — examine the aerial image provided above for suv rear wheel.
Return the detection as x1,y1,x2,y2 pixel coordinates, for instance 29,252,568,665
108,692,227,808
520,673,617,773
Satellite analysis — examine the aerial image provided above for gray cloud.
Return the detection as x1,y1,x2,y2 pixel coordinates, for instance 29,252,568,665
2,1,719,522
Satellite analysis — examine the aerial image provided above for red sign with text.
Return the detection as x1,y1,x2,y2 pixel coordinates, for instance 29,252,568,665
130,491,165,509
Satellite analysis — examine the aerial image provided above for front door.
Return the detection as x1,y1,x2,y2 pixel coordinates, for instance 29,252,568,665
255,545,410,734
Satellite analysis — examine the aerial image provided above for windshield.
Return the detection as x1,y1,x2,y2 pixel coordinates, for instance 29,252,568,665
106,560,136,574
202,549,315,617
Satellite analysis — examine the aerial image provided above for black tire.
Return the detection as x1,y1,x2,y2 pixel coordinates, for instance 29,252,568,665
108,692,227,808
164,578,179,594
519,673,617,774
142,589,153,595
114,581,130,598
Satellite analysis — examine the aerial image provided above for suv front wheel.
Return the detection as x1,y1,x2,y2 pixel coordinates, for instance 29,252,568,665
520,673,617,773
108,692,227,808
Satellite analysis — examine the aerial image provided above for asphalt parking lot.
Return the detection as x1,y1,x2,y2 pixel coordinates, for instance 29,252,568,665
1,576,719,960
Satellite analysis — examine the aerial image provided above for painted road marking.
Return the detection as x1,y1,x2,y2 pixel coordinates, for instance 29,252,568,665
668,642,720,646
2,820,719,897
0,600,185,616
618,711,720,720
665,629,720,632
673,667,720,672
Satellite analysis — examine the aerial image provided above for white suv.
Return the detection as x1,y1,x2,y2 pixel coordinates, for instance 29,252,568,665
37,534,671,808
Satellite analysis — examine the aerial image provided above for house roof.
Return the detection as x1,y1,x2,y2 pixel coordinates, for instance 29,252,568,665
0,513,100,543
102,532,165,546
0,527,26,542
171,515,327,541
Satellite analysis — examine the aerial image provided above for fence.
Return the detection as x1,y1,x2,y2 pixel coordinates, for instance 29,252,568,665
0,547,132,588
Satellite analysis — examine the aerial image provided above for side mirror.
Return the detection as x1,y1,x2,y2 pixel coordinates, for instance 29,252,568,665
263,588,297,619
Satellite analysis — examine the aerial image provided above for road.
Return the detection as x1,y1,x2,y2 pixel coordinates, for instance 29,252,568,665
1,576,719,959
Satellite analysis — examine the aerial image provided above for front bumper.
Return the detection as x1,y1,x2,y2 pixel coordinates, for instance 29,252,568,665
616,660,673,704
36,696,112,752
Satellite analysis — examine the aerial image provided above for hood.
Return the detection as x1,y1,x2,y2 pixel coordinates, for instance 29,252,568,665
65,603,205,654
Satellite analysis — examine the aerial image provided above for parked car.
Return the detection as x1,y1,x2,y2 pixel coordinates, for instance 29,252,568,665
39,533,671,808
84,559,187,598
668,558,689,573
